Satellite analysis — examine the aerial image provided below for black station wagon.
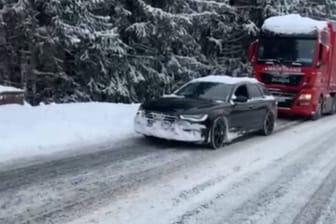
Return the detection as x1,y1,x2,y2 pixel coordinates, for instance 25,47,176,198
134,75,277,149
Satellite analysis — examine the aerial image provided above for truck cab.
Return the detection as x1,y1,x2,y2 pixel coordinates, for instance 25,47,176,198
248,14,336,119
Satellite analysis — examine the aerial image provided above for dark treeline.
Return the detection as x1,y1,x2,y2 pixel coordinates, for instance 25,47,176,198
0,0,335,105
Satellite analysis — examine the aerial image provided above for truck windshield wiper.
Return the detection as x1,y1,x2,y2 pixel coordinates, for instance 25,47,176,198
276,59,303,67
274,58,303,66
263,59,280,65
291,62,302,66
265,61,275,65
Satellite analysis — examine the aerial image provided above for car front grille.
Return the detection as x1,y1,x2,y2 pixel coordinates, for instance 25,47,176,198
261,72,303,86
144,111,178,123
268,89,297,108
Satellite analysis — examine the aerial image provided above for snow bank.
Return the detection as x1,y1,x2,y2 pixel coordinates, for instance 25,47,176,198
0,103,139,164
192,75,258,85
0,85,23,93
262,14,327,35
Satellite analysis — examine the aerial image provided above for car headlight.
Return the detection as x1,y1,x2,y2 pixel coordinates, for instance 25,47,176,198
180,114,208,122
136,105,144,116
299,94,312,100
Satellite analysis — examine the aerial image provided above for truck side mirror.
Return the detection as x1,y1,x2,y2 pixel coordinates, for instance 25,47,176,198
322,45,329,64
319,44,329,65
248,41,257,63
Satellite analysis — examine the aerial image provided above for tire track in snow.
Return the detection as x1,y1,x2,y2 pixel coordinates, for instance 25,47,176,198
172,124,336,224
291,164,336,224
266,157,336,224
165,119,301,207
0,138,170,192
170,119,301,207
0,148,209,224
0,118,301,224
228,149,336,224
316,190,336,224
0,118,297,194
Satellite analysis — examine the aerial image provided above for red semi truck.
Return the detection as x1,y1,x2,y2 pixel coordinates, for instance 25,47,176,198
248,14,336,120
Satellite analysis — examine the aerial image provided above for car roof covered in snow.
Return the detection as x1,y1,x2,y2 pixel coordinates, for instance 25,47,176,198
262,14,328,35
0,85,23,94
191,75,259,85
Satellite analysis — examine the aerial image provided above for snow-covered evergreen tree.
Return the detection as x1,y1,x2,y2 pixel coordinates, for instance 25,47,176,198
0,0,334,104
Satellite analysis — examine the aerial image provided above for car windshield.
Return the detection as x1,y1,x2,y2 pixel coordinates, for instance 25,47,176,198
174,81,232,101
257,37,316,66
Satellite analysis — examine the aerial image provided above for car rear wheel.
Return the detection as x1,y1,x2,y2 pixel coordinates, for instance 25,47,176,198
261,111,275,136
209,117,226,149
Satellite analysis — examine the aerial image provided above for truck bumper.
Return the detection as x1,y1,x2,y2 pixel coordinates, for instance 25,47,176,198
269,88,318,117
278,106,314,116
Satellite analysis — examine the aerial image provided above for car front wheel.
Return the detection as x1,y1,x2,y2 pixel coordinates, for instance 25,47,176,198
261,111,275,136
209,117,226,149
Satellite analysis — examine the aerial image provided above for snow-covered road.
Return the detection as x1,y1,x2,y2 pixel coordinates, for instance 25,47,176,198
1,116,336,224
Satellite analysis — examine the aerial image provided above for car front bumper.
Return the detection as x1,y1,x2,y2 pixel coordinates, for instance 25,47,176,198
134,114,207,143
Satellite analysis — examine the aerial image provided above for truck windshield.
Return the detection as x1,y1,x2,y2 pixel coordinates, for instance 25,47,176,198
257,38,316,66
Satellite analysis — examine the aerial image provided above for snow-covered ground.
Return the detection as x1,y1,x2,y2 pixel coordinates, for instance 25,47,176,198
66,115,336,224
2,101,336,224
0,84,23,93
1,112,336,224
0,103,139,164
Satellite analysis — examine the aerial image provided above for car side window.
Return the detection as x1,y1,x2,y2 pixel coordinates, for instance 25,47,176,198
233,84,250,100
248,84,264,99
259,85,270,96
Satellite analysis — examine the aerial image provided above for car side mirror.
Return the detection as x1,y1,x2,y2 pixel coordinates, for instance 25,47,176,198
233,95,248,103
248,40,258,63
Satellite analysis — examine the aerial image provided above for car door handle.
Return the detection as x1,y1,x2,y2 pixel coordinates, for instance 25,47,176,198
249,105,255,109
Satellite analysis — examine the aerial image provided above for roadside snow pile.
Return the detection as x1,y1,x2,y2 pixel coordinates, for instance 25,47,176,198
0,103,139,163
262,14,327,34
0,85,23,93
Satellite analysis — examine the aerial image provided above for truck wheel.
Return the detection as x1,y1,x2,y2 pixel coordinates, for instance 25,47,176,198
311,99,323,121
209,117,226,150
260,111,275,136
330,98,336,115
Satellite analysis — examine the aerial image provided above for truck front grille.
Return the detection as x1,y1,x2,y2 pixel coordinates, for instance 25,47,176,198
268,89,297,108
261,72,303,86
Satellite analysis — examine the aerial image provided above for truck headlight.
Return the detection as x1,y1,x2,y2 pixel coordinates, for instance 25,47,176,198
299,94,312,100
180,114,208,122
